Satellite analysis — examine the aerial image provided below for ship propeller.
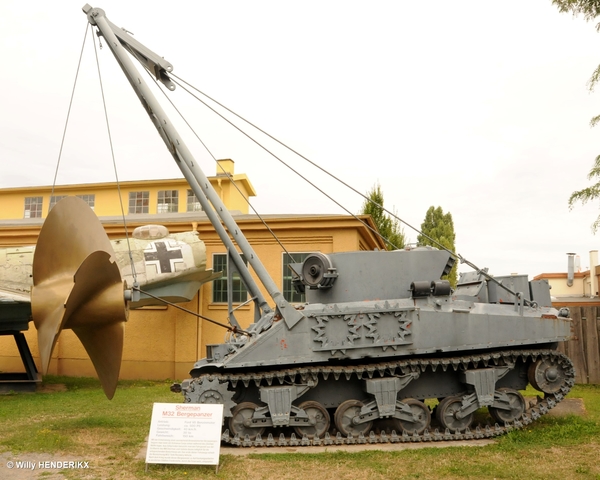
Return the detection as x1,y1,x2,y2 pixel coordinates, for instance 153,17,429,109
31,196,128,399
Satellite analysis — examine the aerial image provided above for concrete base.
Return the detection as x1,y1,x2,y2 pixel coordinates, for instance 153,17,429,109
220,439,495,456
542,398,586,417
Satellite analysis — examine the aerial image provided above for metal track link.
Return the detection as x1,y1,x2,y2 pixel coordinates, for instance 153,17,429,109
193,349,574,448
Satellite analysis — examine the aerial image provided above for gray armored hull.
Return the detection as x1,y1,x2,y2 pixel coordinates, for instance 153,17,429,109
179,248,574,446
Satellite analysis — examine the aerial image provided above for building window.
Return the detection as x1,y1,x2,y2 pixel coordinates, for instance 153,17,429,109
158,190,179,213
49,194,95,212
186,189,203,212
24,197,43,218
49,195,67,211
212,253,248,303
129,191,149,214
282,253,310,303
76,194,95,211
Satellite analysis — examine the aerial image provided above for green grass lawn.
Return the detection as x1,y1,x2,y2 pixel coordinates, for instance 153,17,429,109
0,377,598,479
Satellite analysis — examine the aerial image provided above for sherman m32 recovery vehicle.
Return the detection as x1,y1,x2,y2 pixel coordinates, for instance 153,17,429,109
83,5,574,446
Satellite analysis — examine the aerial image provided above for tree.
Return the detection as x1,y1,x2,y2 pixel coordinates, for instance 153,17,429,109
552,1,600,30
417,206,458,287
569,157,600,232
553,1,600,230
361,183,406,250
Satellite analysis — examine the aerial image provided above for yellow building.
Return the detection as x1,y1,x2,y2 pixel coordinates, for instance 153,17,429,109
0,160,384,382
534,251,600,307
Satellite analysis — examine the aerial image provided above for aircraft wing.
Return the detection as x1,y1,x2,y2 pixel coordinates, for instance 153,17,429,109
0,286,31,304
0,286,32,334
131,269,222,308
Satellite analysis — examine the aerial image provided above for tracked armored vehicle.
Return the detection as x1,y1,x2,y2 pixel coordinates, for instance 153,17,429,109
84,5,574,446
180,253,574,445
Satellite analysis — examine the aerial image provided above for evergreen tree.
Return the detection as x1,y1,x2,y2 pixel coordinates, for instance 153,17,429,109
553,1,600,230
361,183,406,250
569,157,600,232
553,1,600,29
417,206,458,287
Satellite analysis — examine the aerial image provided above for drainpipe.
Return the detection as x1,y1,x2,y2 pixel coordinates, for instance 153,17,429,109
591,250,599,297
567,253,575,287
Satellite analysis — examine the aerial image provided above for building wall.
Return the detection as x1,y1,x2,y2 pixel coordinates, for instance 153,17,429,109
534,251,600,302
535,272,590,297
0,159,255,221
0,169,384,382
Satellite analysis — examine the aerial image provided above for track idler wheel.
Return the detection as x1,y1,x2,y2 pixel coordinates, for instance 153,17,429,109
528,358,568,394
293,401,330,439
436,396,473,433
334,399,373,437
228,402,265,441
392,398,431,435
489,388,526,424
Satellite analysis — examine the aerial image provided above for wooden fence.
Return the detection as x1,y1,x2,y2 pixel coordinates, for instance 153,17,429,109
557,306,600,384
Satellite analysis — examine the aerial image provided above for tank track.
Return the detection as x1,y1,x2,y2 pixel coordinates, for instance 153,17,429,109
192,349,574,448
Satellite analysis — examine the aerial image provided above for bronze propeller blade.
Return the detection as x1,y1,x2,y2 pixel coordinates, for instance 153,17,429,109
32,196,128,399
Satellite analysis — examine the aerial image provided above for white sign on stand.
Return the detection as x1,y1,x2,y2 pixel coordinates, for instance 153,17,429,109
145,403,224,471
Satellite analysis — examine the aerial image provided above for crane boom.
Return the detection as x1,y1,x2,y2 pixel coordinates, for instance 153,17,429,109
82,4,304,329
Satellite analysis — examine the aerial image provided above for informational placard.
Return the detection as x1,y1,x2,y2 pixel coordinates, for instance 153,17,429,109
145,403,223,466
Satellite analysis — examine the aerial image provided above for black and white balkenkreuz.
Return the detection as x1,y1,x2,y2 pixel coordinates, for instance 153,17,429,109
143,240,185,274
